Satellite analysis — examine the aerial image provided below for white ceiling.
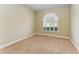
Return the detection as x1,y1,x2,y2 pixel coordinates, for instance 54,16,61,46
26,4,69,11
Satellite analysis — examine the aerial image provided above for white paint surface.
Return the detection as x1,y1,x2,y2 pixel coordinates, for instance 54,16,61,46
26,4,68,11
0,5,35,46
71,4,79,48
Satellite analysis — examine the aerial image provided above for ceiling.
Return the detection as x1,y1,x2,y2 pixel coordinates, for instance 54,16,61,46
26,4,69,11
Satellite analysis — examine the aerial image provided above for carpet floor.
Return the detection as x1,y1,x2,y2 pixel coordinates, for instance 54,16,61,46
0,34,78,54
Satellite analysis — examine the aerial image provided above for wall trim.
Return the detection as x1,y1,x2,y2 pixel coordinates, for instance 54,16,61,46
0,33,79,52
70,39,79,52
35,33,79,51
0,34,35,49
35,33,70,40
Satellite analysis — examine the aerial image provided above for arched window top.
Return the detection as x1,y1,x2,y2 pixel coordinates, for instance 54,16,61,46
42,13,59,32
43,13,59,22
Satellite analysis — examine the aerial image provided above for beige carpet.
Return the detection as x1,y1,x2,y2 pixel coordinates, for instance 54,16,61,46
0,34,78,54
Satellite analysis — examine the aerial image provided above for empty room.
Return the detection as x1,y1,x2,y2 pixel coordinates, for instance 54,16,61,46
0,4,79,54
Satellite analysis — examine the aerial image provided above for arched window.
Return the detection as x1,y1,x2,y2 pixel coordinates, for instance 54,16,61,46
42,13,59,32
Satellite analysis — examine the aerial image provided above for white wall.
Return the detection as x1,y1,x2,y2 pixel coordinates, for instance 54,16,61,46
71,4,79,48
35,5,70,38
0,5,35,46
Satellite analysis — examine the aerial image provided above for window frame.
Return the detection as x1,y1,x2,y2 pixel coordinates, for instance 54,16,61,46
42,13,59,32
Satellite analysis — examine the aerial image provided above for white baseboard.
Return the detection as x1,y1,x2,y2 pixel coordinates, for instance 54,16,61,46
0,33,79,52
0,33,70,49
0,34,35,49
35,33,79,51
35,33,70,40
70,39,79,52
